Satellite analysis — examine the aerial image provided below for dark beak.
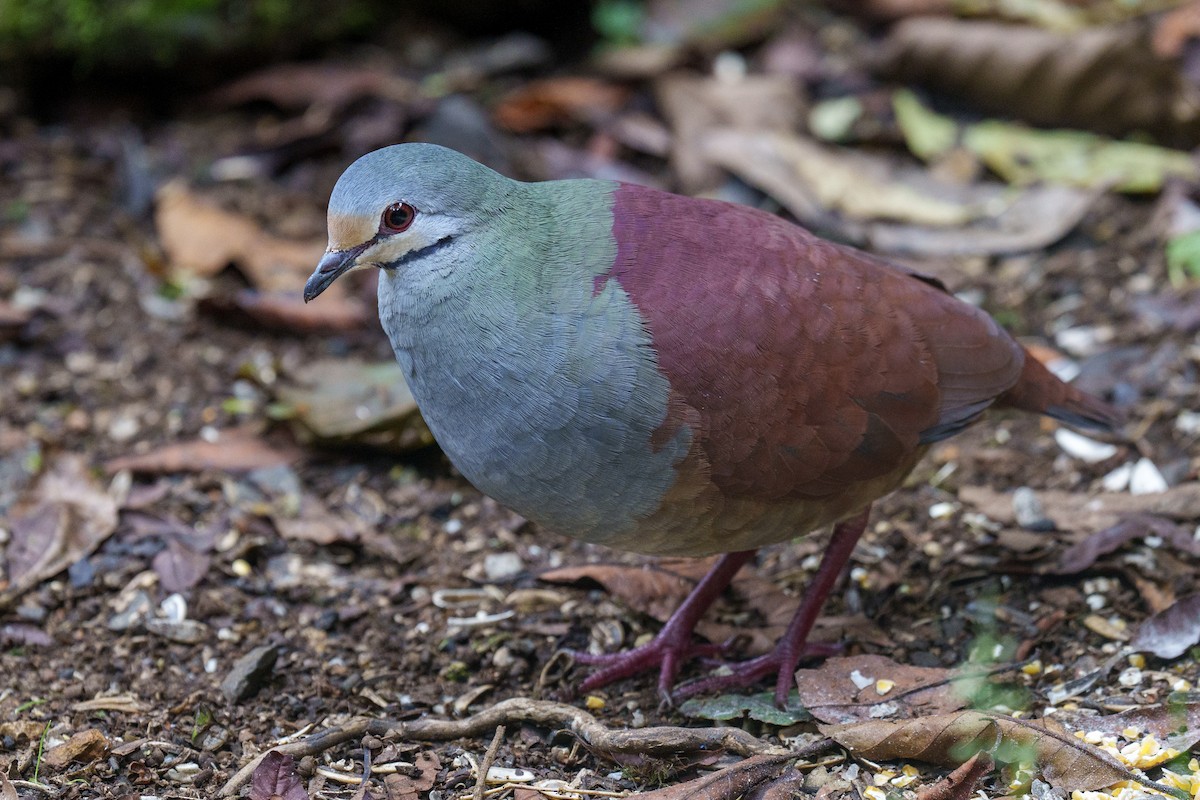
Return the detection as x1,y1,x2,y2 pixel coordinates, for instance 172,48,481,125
304,247,362,302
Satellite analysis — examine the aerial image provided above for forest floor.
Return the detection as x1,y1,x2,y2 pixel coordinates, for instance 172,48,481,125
2,5,1199,799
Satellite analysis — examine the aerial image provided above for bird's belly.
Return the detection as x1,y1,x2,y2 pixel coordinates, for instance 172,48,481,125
392,336,692,549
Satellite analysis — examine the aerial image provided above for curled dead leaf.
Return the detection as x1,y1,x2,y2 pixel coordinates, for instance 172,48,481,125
794,654,967,724
42,729,110,769
656,72,803,192
540,558,797,656
700,128,1094,256
1131,593,1200,659
3,455,119,603
105,426,303,475
1053,515,1200,574
821,710,1165,793
960,484,1200,533
155,182,365,332
877,19,1200,146
492,77,629,133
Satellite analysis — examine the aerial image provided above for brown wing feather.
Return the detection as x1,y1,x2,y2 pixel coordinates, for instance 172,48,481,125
608,185,1026,501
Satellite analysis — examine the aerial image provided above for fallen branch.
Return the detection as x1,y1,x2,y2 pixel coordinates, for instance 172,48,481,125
219,697,789,796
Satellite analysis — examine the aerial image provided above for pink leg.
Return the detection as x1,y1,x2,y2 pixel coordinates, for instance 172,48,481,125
674,506,870,707
572,550,756,702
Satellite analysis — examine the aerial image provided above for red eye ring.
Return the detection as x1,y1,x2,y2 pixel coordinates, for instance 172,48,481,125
381,202,416,233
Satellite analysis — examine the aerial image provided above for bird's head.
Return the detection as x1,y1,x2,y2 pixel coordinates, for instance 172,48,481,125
304,143,510,302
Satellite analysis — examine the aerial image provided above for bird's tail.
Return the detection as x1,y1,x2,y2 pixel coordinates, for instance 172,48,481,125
998,348,1125,433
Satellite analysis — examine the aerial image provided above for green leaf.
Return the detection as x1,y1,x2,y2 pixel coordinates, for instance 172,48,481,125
678,690,811,726
893,89,959,160
1166,230,1200,287
963,122,1197,193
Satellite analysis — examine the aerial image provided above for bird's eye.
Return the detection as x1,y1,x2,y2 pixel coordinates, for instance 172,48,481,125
381,202,416,233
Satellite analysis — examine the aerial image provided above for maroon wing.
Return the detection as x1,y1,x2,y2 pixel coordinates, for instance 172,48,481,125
604,184,1027,501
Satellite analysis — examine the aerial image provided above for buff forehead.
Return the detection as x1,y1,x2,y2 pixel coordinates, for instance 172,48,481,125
327,212,378,252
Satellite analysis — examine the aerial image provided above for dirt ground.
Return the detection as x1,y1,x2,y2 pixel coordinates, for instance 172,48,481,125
2,8,1200,800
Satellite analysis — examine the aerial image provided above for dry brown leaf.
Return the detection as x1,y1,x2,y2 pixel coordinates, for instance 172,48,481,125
105,426,303,474
876,19,1200,145
272,494,360,546
821,711,1146,791
700,128,1094,256
0,771,15,800
275,358,432,452
152,538,212,594
539,559,797,655
381,751,439,800
960,484,1200,533
3,455,119,601
1059,701,1200,753
656,72,803,191
493,77,629,133
915,751,993,800
210,62,416,112
154,181,366,332
1054,515,1200,574
42,729,110,769
249,751,309,800
0,721,48,744
794,654,967,724
1131,593,1200,659
213,289,369,333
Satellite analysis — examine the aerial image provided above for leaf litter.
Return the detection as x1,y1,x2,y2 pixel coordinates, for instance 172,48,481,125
4,4,1200,799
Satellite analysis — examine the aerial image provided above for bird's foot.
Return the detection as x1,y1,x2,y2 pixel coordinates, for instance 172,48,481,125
570,638,730,704
673,640,842,707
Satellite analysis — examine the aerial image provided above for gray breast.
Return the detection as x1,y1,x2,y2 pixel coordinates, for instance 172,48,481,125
377,257,691,546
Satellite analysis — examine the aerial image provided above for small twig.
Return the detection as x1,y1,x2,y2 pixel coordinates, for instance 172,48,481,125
474,725,505,800
220,697,788,796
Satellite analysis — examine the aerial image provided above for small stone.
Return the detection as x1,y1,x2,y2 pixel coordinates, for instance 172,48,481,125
108,414,140,443
108,591,153,631
160,593,188,624
1054,429,1117,463
1013,487,1053,530
928,501,957,519
1130,458,1168,495
1102,462,1133,492
1175,410,1200,435
1117,667,1143,687
146,618,208,644
220,644,280,702
483,551,523,582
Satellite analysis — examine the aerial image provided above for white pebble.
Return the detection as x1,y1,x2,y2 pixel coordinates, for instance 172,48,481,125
160,593,188,623
1101,462,1133,492
483,552,523,581
849,669,874,689
929,501,957,519
1055,429,1117,463
1175,410,1200,435
1117,667,1143,687
1130,459,1168,495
